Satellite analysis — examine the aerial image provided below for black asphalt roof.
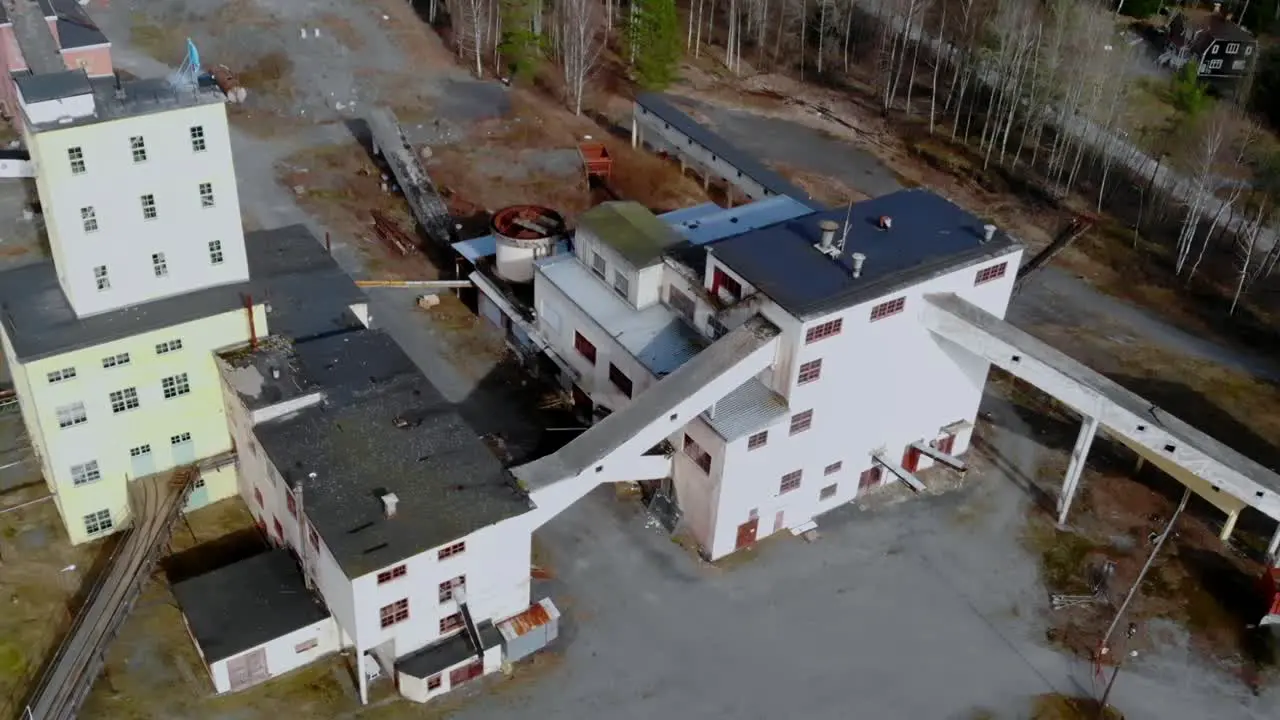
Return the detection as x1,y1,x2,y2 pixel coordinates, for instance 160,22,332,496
634,92,815,205
15,68,91,103
51,0,107,49
253,338,530,579
397,621,502,679
705,189,1021,319
172,550,329,663
0,224,364,362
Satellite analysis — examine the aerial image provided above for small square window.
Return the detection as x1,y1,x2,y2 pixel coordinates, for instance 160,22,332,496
129,444,151,457
152,252,168,278
427,675,442,691
381,599,410,628
439,612,464,634
747,431,768,450
199,182,215,208
130,135,147,162
376,564,408,584
70,460,101,486
870,297,906,321
797,359,822,385
83,508,113,535
161,373,191,399
56,402,88,428
779,470,802,494
140,194,157,220
102,352,130,369
47,367,77,384
859,466,883,490
155,339,183,355
109,387,140,413
789,410,813,435
820,483,838,500
438,541,466,560
81,206,98,233
93,265,110,290
1227,42,1240,54
67,146,85,174
190,125,207,152
805,318,843,344
208,240,224,265
974,262,1008,286
824,461,843,475
439,575,465,602
171,432,192,445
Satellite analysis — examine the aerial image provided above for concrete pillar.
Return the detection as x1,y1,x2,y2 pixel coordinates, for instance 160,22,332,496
631,115,638,149
356,650,369,704
703,172,710,191
1058,415,1099,526
1267,523,1280,566
1219,508,1241,542
1133,456,1145,474
727,185,735,208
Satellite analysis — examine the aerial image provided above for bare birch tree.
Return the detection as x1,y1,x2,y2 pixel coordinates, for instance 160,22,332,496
450,0,489,77
553,0,605,115
1174,110,1229,276
1231,201,1269,315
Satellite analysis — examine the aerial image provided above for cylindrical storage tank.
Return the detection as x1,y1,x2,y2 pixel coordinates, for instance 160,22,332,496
492,205,565,283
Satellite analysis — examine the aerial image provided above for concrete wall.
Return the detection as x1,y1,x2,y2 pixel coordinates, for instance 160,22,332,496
8,305,265,545
206,616,340,694
61,45,113,78
26,100,247,317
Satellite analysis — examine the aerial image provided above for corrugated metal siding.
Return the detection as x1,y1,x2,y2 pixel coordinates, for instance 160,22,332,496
702,376,789,441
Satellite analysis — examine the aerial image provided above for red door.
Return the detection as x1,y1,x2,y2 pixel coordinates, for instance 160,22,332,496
449,659,484,687
936,433,956,455
902,446,921,473
735,517,759,550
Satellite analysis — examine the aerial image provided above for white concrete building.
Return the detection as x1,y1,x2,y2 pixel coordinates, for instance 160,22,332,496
479,190,1023,560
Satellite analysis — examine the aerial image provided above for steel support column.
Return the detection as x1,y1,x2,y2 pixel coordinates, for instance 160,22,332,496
631,115,639,149
1267,524,1280,567
1058,415,1099,525
1220,508,1241,542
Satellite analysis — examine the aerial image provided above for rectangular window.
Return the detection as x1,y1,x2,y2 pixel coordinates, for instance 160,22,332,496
190,125,207,152
47,367,76,384
276,516,286,539
1227,42,1240,54
439,575,465,602
779,470,802,494
573,332,597,365
56,402,88,428
1208,58,1223,70
668,286,695,321
712,268,742,301
797,359,822,385
438,541,466,560
155,339,183,355
789,409,813,435
171,432,192,445
102,352,130,369
130,135,147,162
380,599,410,628
591,252,606,278
81,206,98,233
427,675,442,691
683,434,712,473
1246,45,1254,56
870,297,906,321
254,487,264,507
859,466,883,490
613,270,629,298
376,564,408,584
974,262,1008,286
129,444,151,457
286,491,297,517
67,146,85,174
199,182,215,208
820,483,838,500
824,461,843,475
140,193,157,220
208,240,224,265
93,265,109,290
161,373,191,399
192,475,205,489
294,638,318,653
805,318,843,344
747,431,768,450
608,363,633,398
70,460,101,486
83,509,112,535
439,612,464,634
109,387,139,413
152,252,168,278
707,316,728,339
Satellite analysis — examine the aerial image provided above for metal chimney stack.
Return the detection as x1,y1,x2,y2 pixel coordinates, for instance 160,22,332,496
850,253,867,278
982,224,997,242
817,219,840,252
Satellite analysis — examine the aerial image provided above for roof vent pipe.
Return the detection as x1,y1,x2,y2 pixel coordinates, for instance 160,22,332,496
982,224,997,242
817,219,840,251
382,492,399,518
878,216,893,230
850,253,867,278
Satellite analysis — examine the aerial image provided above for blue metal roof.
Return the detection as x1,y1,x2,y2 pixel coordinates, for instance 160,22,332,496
707,189,1021,319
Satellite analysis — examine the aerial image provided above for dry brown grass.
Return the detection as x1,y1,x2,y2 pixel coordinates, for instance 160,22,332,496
1031,694,1123,720
317,13,365,51
238,52,295,98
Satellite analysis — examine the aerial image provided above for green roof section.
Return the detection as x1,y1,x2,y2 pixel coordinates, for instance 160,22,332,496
578,201,683,268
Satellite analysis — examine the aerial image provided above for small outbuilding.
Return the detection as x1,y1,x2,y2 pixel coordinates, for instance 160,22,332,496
395,620,504,703
172,549,339,694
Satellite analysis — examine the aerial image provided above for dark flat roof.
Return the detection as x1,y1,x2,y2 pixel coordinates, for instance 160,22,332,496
0,224,364,363
172,550,329,663
253,345,530,579
397,620,501,679
15,68,91,103
22,74,225,132
51,0,107,49
635,92,815,205
705,188,1021,319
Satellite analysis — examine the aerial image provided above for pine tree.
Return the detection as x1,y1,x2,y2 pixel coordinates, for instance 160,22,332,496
631,0,681,89
499,0,541,80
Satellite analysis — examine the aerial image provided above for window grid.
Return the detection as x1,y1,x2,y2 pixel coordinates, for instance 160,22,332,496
377,564,408,584
209,240,224,265
824,461,843,475
93,265,109,290
286,491,297,517
56,402,88,428
109,387,140,414
199,182,215,208
747,431,768,450
870,297,906,321
439,575,465,602
81,206,98,233
102,352,130,369
974,262,1008,286
820,483,839,500
161,373,191,399
427,675,442,691
70,460,101,486
683,434,712,473
156,339,183,355
152,252,168,278
779,470,802,495
789,409,813,435
805,318,843,344
797,359,822,385
171,432,192,445
47,367,76,384
190,125,207,152
1227,42,1240,54
84,509,112,535
613,270,629,298
859,466,883,490
67,146,85,174
129,444,151,457
130,135,147,162
254,487,264,507
439,612,464,634
380,599,410,628
140,194,157,220
438,541,466,560
591,252,606,278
